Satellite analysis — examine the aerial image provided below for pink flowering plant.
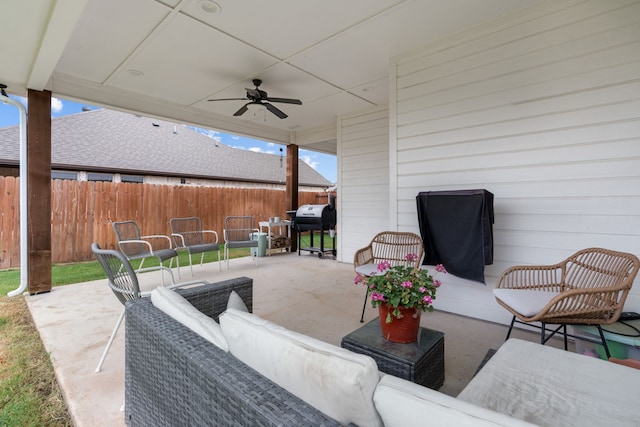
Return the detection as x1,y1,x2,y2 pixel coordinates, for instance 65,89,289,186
355,253,446,323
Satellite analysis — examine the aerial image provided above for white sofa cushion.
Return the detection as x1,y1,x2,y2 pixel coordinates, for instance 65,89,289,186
226,290,249,312
493,288,559,317
151,286,228,352
219,308,382,427
374,374,536,427
458,338,640,427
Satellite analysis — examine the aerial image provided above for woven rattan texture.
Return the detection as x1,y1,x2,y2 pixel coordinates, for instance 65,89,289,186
353,231,424,269
496,247,640,325
342,322,445,390
124,277,343,426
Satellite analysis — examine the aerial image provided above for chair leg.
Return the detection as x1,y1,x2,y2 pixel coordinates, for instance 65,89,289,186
95,309,125,373
563,324,568,351
540,322,546,345
596,325,611,359
188,252,194,276
505,316,516,341
360,288,370,323
217,249,221,271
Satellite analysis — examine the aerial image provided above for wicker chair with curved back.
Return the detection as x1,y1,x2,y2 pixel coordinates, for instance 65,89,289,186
354,231,425,322
494,247,640,358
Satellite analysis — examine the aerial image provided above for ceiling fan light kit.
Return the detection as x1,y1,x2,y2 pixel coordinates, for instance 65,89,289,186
208,79,302,119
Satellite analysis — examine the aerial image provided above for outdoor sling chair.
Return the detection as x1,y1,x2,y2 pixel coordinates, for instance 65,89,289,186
353,231,425,322
170,216,221,276
91,243,209,373
112,220,178,285
494,247,640,358
223,216,259,268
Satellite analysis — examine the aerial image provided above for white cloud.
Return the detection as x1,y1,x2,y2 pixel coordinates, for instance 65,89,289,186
189,126,222,143
51,97,63,113
301,154,319,170
248,147,262,153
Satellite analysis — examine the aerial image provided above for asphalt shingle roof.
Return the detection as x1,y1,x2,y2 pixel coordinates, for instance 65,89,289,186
0,108,332,187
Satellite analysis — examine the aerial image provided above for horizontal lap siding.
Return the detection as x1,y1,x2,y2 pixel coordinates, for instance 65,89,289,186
0,179,322,268
392,0,640,322
338,108,390,262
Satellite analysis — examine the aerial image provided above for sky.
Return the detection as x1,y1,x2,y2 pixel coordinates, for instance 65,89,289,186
0,96,337,183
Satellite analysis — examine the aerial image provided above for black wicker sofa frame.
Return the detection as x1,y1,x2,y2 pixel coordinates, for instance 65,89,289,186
124,276,342,427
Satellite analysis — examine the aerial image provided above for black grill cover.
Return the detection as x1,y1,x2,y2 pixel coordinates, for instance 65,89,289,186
416,189,494,283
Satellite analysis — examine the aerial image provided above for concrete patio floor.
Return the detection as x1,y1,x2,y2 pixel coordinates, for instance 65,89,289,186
26,252,560,427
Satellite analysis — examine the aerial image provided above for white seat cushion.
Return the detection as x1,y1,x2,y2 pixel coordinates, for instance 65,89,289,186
356,263,380,277
493,288,559,317
219,308,382,427
374,374,536,427
458,338,640,426
151,286,228,351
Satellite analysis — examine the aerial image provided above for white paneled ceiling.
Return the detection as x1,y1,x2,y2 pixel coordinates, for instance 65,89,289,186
1,0,540,153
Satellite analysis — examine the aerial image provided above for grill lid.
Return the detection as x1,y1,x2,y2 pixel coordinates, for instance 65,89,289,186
296,204,328,218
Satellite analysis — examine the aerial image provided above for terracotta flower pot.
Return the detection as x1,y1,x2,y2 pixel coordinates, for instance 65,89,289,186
378,303,421,343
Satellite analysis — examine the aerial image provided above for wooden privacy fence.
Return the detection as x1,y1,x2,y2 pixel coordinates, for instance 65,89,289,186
0,176,331,268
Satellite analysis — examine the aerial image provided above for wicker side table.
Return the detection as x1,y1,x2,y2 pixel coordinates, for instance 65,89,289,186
341,319,444,390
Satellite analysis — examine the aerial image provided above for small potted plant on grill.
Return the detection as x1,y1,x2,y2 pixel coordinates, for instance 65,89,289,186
355,254,446,343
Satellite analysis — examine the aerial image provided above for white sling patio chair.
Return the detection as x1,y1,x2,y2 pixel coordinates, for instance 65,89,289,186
223,216,259,268
170,216,221,276
112,220,178,284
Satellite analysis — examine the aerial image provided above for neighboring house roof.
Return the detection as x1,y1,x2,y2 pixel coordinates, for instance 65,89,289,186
0,108,332,187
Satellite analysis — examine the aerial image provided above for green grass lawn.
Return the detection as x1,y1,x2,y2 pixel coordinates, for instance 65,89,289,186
0,233,336,425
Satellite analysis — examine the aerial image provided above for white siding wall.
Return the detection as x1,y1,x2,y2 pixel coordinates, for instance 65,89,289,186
388,0,640,323
337,108,390,263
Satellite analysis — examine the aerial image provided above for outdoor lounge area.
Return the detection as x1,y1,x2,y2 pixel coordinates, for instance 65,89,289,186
28,251,637,427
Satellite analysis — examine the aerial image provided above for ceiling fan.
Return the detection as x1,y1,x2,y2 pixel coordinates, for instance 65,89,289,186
208,79,302,119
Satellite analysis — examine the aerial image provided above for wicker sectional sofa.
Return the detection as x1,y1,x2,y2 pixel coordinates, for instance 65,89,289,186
125,276,640,427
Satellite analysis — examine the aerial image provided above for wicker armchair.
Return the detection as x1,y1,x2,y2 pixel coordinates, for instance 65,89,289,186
354,231,424,322
494,247,640,358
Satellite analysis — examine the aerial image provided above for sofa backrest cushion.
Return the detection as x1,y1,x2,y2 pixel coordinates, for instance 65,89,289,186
151,286,229,352
226,290,249,312
374,374,536,427
219,308,383,427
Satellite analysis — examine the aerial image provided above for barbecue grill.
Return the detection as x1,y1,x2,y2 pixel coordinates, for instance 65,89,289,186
291,204,336,258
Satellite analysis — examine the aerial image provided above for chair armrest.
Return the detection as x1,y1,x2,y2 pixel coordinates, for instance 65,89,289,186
118,239,153,253
535,286,626,321
354,246,374,269
201,229,219,244
171,233,187,248
140,234,174,248
496,264,564,291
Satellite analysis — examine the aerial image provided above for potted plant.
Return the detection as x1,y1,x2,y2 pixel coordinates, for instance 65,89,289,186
355,254,446,343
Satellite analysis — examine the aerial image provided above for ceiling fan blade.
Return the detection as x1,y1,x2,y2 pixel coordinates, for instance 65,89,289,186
265,97,302,105
208,98,247,102
233,103,250,116
264,102,288,119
